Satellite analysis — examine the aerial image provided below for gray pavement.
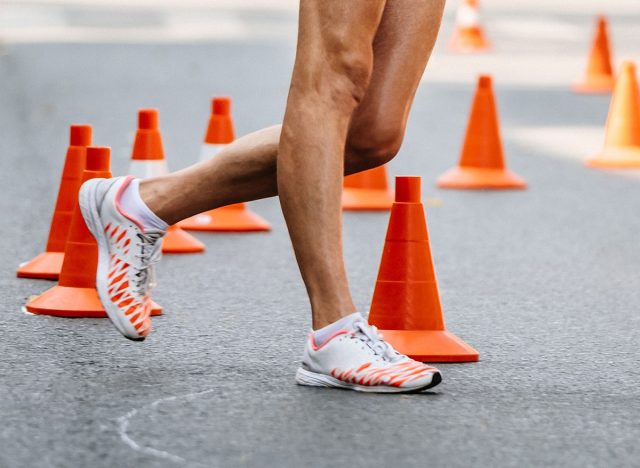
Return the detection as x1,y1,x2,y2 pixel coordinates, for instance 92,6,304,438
1,4,640,468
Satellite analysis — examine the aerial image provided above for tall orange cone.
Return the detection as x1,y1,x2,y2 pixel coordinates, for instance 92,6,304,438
342,166,394,211
437,75,526,189
179,97,271,232
586,61,640,168
449,0,490,53
573,16,615,94
25,147,162,317
368,176,479,362
17,125,92,279
128,109,205,253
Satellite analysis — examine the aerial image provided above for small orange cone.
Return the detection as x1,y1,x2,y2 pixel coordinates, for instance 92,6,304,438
179,97,271,232
449,0,490,53
342,166,394,211
129,108,169,177
368,176,479,362
17,125,92,279
573,16,615,94
25,146,162,317
437,75,526,189
128,109,205,253
586,61,640,168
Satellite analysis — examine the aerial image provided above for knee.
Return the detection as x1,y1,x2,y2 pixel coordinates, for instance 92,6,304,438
327,47,372,105
346,125,404,170
294,36,373,110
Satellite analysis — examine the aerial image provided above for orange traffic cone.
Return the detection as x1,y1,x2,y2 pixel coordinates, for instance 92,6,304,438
17,125,92,279
573,16,615,94
586,61,640,168
179,97,271,232
25,146,162,317
129,108,169,177
128,109,205,253
342,166,394,211
449,0,490,53
437,75,526,189
368,176,479,362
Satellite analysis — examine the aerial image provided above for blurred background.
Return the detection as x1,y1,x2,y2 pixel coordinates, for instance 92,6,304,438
1,0,639,174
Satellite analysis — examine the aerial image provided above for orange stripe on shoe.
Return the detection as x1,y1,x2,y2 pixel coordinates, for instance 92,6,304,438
111,291,125,302
111,272,126,284
118,297,135,308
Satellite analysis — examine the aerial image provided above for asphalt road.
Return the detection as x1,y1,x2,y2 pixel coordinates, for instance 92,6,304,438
1,6,640,468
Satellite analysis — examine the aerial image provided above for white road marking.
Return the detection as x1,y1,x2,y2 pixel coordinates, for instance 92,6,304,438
116,388,217,463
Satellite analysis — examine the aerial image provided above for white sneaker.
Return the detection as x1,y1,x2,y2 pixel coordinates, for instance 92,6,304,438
296,316,442,393
79,176,165,341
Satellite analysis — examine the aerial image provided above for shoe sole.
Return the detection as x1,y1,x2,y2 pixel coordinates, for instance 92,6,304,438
79,179,145,342
295,367,442,393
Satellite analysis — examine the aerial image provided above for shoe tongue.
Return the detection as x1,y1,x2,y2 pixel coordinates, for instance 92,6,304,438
341,312,365,332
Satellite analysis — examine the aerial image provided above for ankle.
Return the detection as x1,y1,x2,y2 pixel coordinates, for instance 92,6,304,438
119,178,169,231
312,304,358,330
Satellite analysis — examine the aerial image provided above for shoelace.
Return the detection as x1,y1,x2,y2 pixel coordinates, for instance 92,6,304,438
351,317,404,363
132,230,164,295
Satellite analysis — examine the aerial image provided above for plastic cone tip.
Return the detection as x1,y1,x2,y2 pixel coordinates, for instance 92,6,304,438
138,109,159,130
597,16,607,32
620,61,636,75
478,75,492,88
69,124,92,147
212,97,231,116
395,176,421,203
132,108,165,161
86,147,111,171
204,98,235,145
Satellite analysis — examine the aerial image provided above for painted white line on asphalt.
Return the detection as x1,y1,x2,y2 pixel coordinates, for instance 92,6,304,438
117,388,217,464
505,125,604,162
505,125,640,179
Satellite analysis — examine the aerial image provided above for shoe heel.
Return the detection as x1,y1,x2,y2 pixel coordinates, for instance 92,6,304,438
295,368,333,388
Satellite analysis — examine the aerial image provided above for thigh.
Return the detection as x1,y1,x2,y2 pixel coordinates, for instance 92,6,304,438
348,0,446,139
291,0,386,89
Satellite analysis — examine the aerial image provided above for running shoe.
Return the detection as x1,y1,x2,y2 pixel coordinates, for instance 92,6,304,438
296,315,442,393
79,175,165,341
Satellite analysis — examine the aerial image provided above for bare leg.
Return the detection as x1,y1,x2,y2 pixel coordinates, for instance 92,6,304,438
141,1,445,227
142,125,281,225
278,1,386,328
140,0,445,329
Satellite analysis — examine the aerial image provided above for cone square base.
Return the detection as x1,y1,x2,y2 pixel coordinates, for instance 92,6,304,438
342,188,394,211
586,147,640,168
25,285,162,317
380,329,479,362
162,226,205,253
179,209,271,232
17,252,64,280
437,166,527,190
572,75,614,94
